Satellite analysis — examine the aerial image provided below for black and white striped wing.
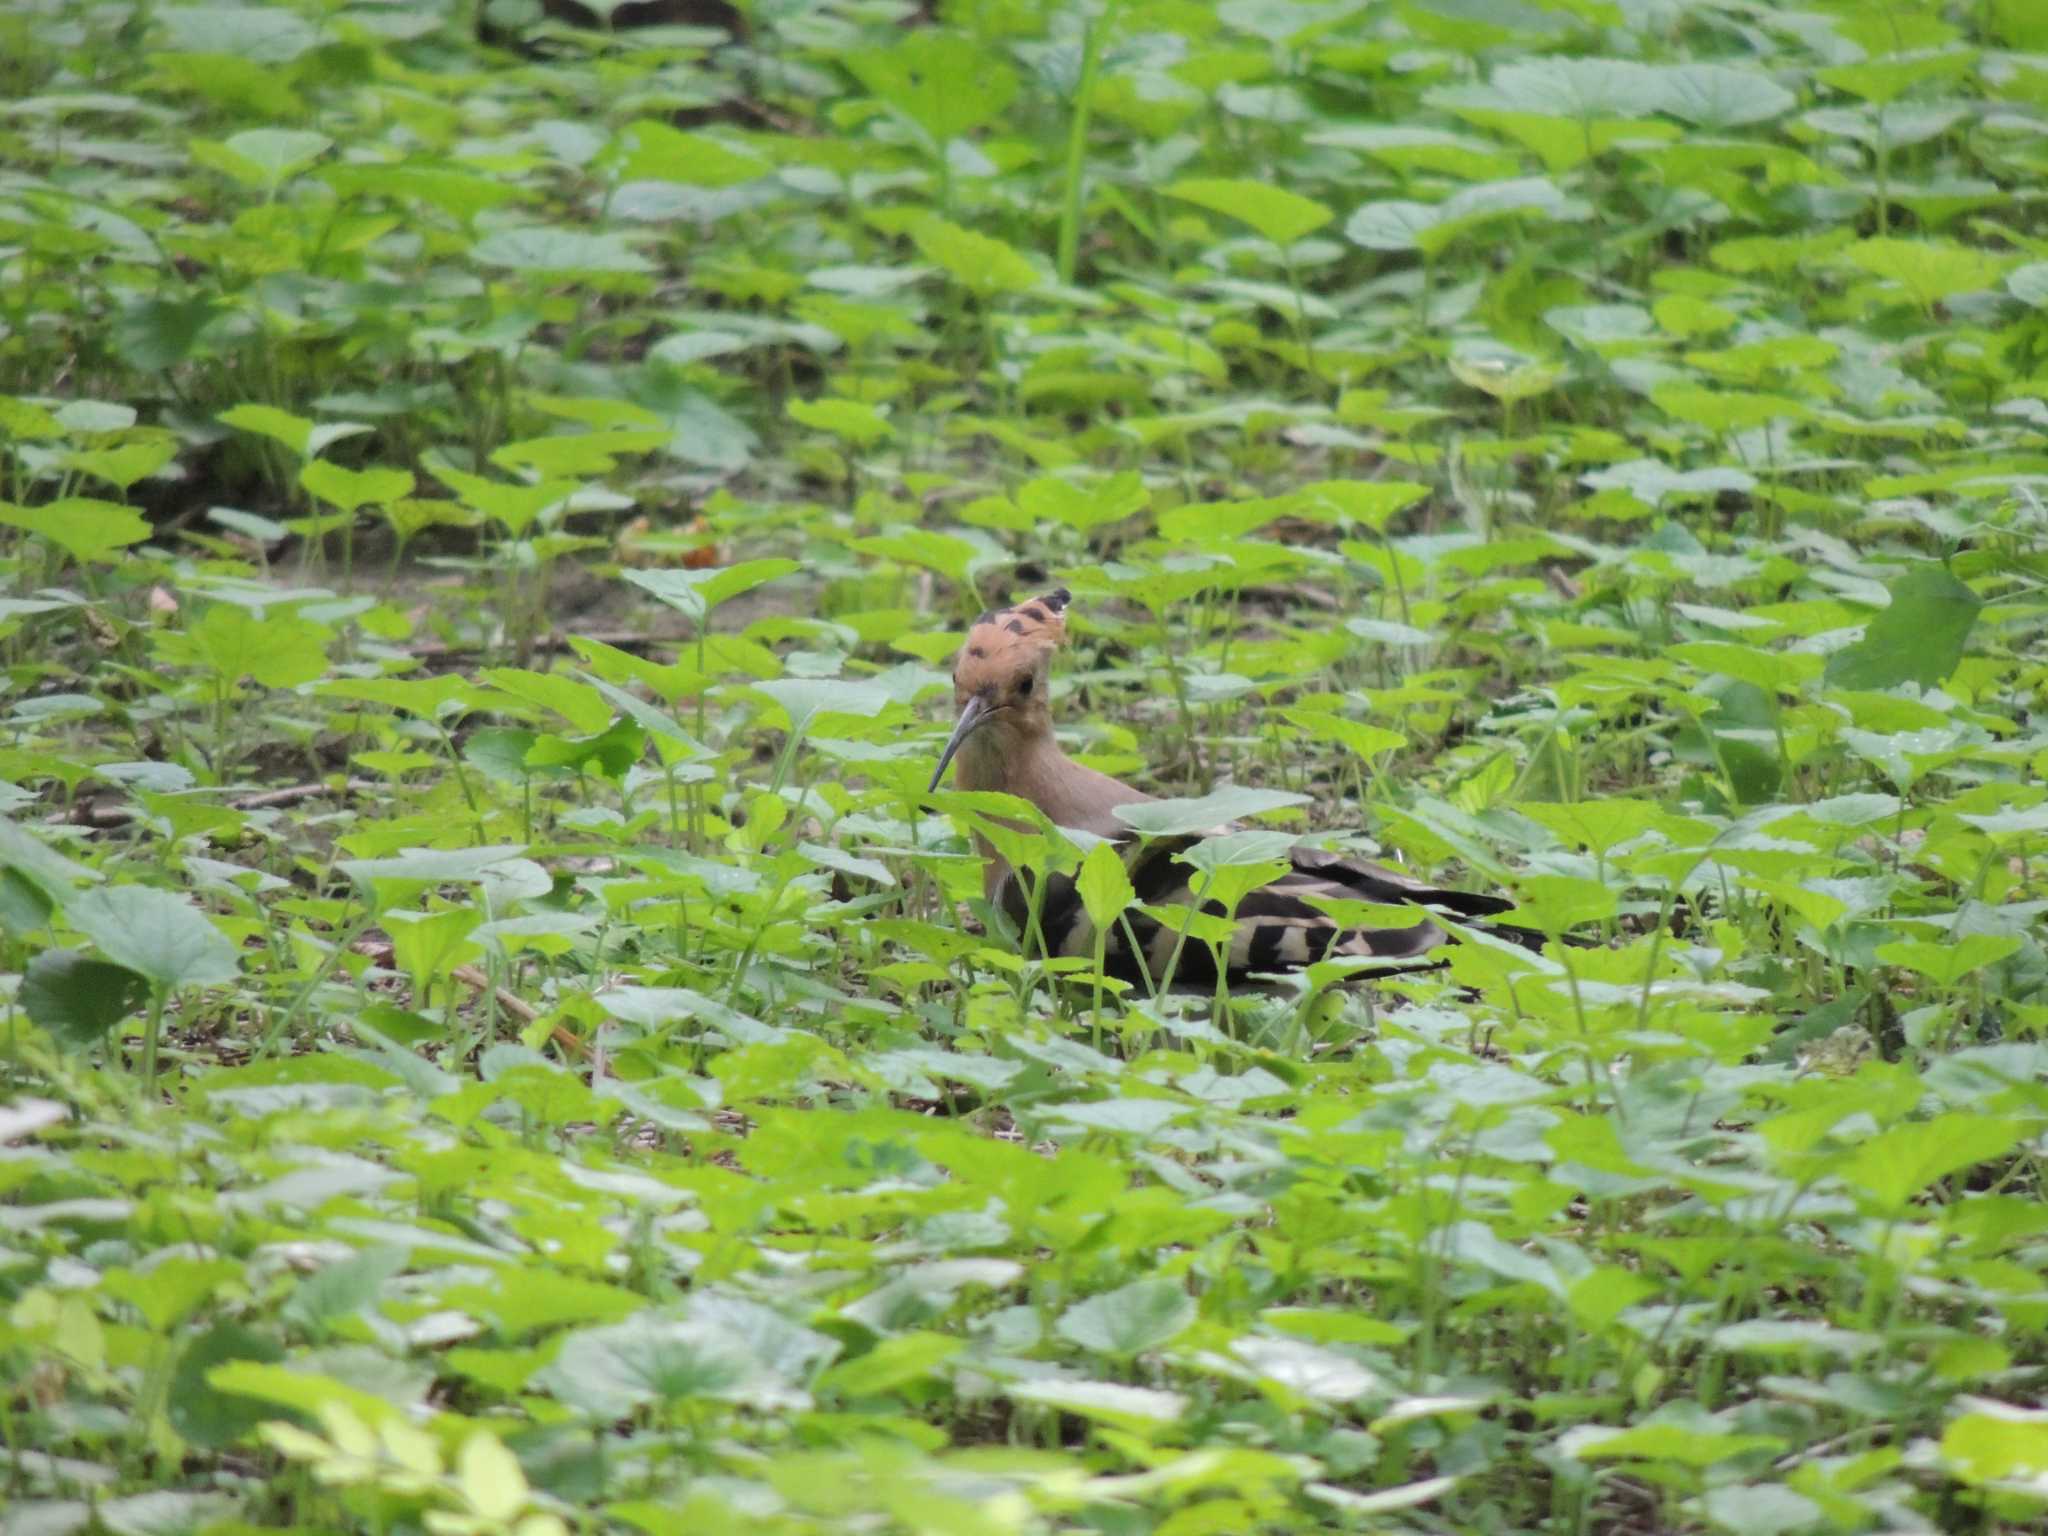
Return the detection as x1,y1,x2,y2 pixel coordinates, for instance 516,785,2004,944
992,836,1529,990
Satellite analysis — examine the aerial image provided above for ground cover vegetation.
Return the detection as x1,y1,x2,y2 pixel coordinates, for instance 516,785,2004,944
2,0,2047,1530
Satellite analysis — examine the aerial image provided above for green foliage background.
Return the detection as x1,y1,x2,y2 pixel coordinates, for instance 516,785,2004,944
4,0,2048,1532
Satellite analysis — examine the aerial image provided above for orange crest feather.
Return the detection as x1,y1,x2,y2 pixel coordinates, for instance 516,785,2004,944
953,587,1070,687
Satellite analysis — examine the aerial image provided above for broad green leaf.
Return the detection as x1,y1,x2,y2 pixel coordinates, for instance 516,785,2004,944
1166,177,1333,245
1563,1419,1784,1467
218,403,313,455
1840,238,2006,309
223,127,330,189
65,886,239,989
1295,479,1428,530
1018,472,1150,533
535,1313,801,1418
424,456,573,535
1651,64,1796,128
1512,874,1617,932
624,558,800,620
169,1324,286,1448
1448,353,1560,402
607,119,768,187
383,908,484,989
491,431,663,477
472,228,653,274
300,459,414,512
1007,1378,1187,1427
457,1433,527,1525
852,530,980,587
479,668,613,733
524,716,647,780
1075,841,1136,931
20,949,151,1049
908,216,1040,298
159,604,331,689
0,395,64,440
1824,563,1981,691
64,433,177,493
1841,1114,2023,1208
1056,1278,1196,1357
0,498,150,562
787,396,894,446
1117,786,1310,837
281,1247,407,1334
1283,709,1406,759
845,30,1017,145
1875,934,2020,988
1817,49,1977,106
1942,1402,2048,1486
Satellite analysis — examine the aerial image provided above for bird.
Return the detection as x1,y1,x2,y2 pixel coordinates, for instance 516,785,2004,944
926,586,1558,990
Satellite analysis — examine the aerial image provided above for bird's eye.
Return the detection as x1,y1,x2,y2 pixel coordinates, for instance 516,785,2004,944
1016,674,1034,696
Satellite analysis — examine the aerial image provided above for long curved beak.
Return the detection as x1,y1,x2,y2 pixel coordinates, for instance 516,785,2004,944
928,694,989,793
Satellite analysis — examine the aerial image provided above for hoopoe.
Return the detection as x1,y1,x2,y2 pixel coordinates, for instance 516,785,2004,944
928,587,1552,989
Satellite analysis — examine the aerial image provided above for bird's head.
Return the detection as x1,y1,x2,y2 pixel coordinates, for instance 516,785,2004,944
929,586,1070,792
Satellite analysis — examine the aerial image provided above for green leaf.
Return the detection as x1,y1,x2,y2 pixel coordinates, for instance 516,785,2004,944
223,127,331,189
1512,874,1617,933
1166,177,1333,246
1841,237,2006,309
383,908,484,989
65,886,239,990
1698,1485,1824,1536
1817,49,1977,106
908,216,1041,298
624,558,800,621
1282,709,1406,759
607,119,768,187
787,396,894,446
535,1313,800,1418
64,433,177,493
479,668,613,732
851,529,981,588
1824,563,1981,691
816,1332,962,1396
20,949,151,1049
1006,1377,1186,1427
440,1271,646,1339
1942,1402,2048,1486
1651,63,1796,128
300,459,416,512
168,1324,286,1448
0,497,151,562
1075,841,1136,931
1295,479,1429,530
218,403,314,456
472,228,653,275
281,1247,408,1334
457,1433,528,1525
161,604,332,689
1018,472,1150,533
524,716,647,780
1056,1278,1196,1357
1874,933,2020,987
492,430,665,476
845,30,1017,145
1116,786,1311,837
423,455,572,535
1841,1114,2023,1209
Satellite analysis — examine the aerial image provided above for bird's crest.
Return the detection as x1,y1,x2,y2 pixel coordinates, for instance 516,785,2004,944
953,587,1069,689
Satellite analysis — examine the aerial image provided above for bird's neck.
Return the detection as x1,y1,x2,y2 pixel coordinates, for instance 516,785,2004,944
958,728,1150,840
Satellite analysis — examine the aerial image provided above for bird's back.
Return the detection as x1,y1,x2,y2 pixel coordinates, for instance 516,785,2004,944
995,827,1540,991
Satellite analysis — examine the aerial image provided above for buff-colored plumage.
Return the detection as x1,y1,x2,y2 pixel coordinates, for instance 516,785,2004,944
928,588,1554,989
